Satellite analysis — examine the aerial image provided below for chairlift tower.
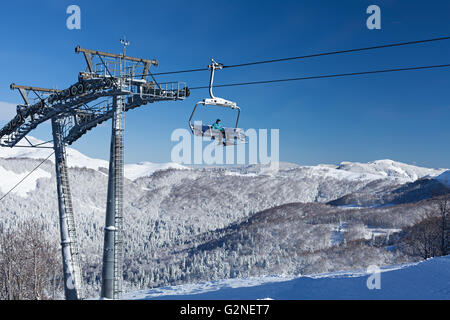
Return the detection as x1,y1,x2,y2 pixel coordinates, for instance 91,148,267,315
0,44,189,299
102,85,125,300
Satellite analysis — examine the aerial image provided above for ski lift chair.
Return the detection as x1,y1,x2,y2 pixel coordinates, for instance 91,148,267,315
188,59,246,146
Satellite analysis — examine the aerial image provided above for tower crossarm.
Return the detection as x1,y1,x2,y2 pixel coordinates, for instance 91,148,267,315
75,46,158,79
1,74,189,147
0,79,126,147
63,84,189,145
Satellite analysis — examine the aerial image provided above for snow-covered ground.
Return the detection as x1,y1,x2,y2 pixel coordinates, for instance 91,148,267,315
125,255,450,300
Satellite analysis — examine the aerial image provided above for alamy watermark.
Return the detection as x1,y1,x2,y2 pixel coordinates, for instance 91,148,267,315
366,265,381,290
171,125,280,171
366,5,381,30
66,5,81,30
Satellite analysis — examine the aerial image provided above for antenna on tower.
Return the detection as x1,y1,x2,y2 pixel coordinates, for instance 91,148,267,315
120,36,130,57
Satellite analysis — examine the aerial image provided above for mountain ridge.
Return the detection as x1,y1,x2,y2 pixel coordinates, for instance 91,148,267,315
0,136,447,183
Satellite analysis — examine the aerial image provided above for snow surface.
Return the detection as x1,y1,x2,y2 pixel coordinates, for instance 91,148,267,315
125,255,450,300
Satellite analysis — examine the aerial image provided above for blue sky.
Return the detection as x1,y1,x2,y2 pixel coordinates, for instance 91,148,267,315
0,0,449,168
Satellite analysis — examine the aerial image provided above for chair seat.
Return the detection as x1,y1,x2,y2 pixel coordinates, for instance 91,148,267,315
192,124,245,141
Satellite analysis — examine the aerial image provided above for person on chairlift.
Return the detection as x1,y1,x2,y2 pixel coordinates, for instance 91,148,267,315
212,119,226,146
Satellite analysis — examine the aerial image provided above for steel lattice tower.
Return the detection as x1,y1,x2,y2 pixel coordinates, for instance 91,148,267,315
0,45,189,299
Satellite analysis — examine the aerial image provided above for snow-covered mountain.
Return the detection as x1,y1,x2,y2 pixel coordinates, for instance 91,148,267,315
2,136,446,204
125,162,188,181
0,136,188,182
0,136,109,171
205,159,446,184
0,136,448,298
1,136,446,183
336,159,445,182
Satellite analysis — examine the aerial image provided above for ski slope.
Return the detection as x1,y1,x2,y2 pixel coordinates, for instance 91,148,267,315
125,255,450,300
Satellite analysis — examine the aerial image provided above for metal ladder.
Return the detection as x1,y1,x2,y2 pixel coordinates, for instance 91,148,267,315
52,117,83,300
59,148,84,296
113,130,124,299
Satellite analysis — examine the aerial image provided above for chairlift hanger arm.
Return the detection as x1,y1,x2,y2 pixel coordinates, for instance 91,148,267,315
189,58,241,129
208,59,224,100
188,101,202,133
205,58,238,108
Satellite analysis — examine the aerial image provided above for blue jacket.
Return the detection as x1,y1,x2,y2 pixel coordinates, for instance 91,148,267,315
212,122,224,131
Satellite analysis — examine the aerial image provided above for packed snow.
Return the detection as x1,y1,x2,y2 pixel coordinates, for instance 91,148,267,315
125,255,450,300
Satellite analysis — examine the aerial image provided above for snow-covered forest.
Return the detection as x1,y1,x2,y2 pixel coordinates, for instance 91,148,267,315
0,138,449,299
